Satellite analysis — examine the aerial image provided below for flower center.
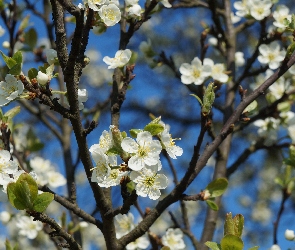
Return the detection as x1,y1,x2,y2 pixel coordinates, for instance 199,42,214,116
192,67,201,78
143,176,155,187
105,9,116,21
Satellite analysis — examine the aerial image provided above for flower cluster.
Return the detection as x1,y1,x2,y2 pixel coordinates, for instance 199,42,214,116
115,213,150,249
83,0,121,26
29,156,66,188
89,118,183,200
179,57,228,85
234,0,272,21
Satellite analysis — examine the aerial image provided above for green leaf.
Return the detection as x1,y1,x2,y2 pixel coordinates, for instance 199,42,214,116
130,129,142,138
224,213,244,237
202,82,215,115
205,178,228,198
190,93,203,106
248,246,259,250
4,106,21,121
205,241,221,250
144,123,164,136
19,15,30,31
286,42,295,59
28,68,38,80
0,51,17,69
24,28,37,49
243,100,257,114
106,147,122,155
12,51,23,65
18,173,38,200
46,63,54,76
9,63,22,75
33,192,54,212
7,176,36,211
220,235,243,250
7,182,27,210
206,200,219,211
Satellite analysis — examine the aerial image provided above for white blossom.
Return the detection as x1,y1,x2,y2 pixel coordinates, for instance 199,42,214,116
231,12,241,24
273,5,291,29
78,89,88,110
90,147,113,182
125,0,138,6
86,0,106,11
268,75,290,99
160,0,172,8
127,4,142,18
258,41,285,70
115,213,135,238
203,58,229,83
36,71,49,85
15,215,43,239
162,228,185,250
285,229,295,241
121,131,162,171
30,156,66,188
233,0,249,18
0,74,24,106
126,236,150,250
47,171,67,188
45,49,58,64
96,167,127,187
103,49,132,69
98,4,121,26
253,118,278,146
208,37,218,46
235,52,245,67
179,57,211,85
160,129,183,159
0,150,18,174
2,41,10,49
249,0,271,21
269,245,281,250
0,25,5,37
130,165,168,200
0,211,10,224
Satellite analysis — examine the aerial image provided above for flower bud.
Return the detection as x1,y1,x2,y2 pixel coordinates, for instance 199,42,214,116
2,41,10,49
36,71,49,85
285,229,295,241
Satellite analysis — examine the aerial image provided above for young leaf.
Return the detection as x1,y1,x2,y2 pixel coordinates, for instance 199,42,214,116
7,182,27,210
28,68,38,80
32,192,54,212
206,200,219,211
130,129,142,138
224,213,244,238
205,178,228,198
4,106,21,121
144,123,164,136
24,28,37,49
0,51,17,69
12,51,23,65
8,63,22,75
190,93,203,106
205,241,221,250
248,246,259,250
220,235,243,250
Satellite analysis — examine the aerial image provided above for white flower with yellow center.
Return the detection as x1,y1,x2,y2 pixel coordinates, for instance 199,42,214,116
160,129,183,159
115,213,135,237
103,49,132,69
249,0,271,21
0,150,18,175
179,57,211,85
89,147,114,183
162,228,185,250
233,0,249,18
15,215,43,239
203,58,229,83
258,41,285,70
121,131,162,171
130,165,168,200
273,5,292,29
94,126,113,153
0,74,24,106
96,167,127,187
86,0,106,11
98,4,121,26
